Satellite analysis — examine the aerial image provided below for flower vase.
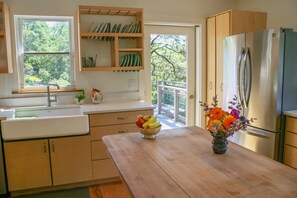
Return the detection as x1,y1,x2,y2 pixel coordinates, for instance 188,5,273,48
212,138,228,154
91,92,103,104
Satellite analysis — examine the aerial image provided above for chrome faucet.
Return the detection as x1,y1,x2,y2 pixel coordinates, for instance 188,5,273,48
47,84,60,107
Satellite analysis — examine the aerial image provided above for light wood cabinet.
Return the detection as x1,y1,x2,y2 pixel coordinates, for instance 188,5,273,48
50,136,92,186
78,6,144,71
0,2,12,73
89,109,153,180
284,116,297,169
4,135,92,191
206,10,267,106
4,140,52,191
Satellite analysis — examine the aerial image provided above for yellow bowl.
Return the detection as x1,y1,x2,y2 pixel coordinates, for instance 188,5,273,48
138,125,162,139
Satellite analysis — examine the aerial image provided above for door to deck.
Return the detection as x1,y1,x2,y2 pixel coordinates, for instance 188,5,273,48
144,25,195,128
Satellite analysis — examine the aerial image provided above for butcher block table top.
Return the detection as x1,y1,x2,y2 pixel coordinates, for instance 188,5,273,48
102,126,297,198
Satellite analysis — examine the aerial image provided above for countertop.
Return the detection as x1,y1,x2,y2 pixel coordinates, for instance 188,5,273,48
103,126,297,198
0,100,154,119
284,110,297,118
80,100,154,114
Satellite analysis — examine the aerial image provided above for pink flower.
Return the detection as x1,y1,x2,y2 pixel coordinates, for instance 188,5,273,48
230,109,240,119
92,88,100,92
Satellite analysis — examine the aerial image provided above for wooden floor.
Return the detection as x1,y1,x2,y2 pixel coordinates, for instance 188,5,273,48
89,182,131,198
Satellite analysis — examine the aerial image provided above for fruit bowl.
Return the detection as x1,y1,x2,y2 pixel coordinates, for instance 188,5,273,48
138,125,162,139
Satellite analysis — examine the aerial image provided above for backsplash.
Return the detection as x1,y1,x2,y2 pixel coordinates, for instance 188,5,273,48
0,70,144,107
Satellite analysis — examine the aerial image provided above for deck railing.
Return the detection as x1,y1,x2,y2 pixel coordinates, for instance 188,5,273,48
152,81,187,123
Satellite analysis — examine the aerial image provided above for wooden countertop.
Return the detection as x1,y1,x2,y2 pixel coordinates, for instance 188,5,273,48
103,126,297,198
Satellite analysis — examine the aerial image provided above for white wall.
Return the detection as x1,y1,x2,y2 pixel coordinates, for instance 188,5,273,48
237,0,297,30
0,0,237,106
1,0,297,107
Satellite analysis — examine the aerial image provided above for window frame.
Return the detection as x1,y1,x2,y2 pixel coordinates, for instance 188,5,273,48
14,15,76,91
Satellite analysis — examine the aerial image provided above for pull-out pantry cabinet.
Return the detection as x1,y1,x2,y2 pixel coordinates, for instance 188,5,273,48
206,10,267,106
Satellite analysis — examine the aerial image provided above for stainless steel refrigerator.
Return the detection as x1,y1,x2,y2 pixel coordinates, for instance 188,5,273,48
223,28,297,160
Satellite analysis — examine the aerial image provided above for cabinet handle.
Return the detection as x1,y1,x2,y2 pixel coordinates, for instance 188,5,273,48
52,142,55,153
209,82,212,89
220,83,223,92
117,117,128,120
118,130,128,133
43,143,47,153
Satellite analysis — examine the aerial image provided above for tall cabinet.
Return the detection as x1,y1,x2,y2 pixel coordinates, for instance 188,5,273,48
0,2,12,73
206,10,267,106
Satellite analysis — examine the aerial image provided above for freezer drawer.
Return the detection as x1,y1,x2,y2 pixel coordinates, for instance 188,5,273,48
228,127,279,160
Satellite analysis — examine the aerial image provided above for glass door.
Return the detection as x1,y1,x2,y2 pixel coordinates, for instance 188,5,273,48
142,25,195,126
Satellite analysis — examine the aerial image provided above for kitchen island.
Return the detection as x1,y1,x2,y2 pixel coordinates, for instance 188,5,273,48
103,126,297,197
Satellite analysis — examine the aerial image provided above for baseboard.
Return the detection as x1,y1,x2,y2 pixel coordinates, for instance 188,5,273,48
10,177,121,197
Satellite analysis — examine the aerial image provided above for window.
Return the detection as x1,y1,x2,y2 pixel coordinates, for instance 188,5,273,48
15,15,75,90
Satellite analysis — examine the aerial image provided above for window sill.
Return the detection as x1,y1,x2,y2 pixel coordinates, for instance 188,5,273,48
12,89,83,95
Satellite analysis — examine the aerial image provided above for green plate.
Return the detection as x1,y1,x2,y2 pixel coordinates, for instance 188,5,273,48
120,55,125,66
116,23,121,33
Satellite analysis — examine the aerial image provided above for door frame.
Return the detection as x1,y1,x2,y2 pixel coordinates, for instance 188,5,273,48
140,23,202,126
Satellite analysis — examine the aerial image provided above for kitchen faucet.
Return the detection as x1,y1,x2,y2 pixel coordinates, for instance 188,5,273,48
47,84,60,107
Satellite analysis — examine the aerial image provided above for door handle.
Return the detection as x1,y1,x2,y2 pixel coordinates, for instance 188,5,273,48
43,142,47,153
237,48,245,107
51,142,55,153
220,83,223,92
189,94,195,99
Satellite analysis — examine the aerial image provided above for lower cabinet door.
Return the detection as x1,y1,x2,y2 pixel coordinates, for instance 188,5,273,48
4,139,52,191
50,135,92,186
93,159,119,180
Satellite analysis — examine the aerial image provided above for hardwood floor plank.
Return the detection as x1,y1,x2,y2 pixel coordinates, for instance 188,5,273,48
89,185,103,198
89,182,131,198
100,182,131,198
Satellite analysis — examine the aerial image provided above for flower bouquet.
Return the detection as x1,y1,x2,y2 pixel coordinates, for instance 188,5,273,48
200,95,255,154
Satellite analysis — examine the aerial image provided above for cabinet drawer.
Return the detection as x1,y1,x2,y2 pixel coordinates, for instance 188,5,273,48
90,123,137,140
93,159,119,180
286,117,297,133
284,145,297,169
89,110,153,127
285,131,297,147
92,140,109,160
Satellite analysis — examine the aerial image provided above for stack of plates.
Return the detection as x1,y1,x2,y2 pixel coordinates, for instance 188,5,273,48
119,54,142,72
88,21,141,41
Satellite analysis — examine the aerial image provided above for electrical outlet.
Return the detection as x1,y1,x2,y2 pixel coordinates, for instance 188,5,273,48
128,79,137,89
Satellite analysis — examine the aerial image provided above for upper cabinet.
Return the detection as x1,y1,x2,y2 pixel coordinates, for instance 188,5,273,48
206,10,267,106
0,2,12,73
78,5,144,71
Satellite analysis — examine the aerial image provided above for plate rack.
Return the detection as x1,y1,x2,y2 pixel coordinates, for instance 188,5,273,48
78,6,144,71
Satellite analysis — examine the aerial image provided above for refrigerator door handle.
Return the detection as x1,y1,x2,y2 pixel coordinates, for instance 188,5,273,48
246,48,252,106
237,48,245,107
242,48,249,109
241,129,270,139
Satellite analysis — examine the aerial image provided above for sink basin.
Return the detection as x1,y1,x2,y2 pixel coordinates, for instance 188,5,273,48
1,105,89,141
14,105,83,118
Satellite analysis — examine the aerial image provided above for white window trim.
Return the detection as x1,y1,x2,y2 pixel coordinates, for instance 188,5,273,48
14,15,76,91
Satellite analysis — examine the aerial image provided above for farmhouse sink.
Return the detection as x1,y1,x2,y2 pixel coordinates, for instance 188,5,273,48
1,105,89,141
13,104,83,118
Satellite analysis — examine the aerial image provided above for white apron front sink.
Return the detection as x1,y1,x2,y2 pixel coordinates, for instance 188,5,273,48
1,105,89,141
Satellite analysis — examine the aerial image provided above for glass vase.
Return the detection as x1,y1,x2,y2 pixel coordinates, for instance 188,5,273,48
212,137,228,154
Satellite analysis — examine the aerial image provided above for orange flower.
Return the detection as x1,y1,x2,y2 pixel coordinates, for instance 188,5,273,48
208,119,223,133
210,107,225,120
223,115,236,129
